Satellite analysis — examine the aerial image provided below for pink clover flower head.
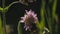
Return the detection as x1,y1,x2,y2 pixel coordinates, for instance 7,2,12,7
20,9,38,31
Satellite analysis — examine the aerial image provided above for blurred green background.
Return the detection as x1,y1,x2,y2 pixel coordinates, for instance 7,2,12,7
0,0,60,34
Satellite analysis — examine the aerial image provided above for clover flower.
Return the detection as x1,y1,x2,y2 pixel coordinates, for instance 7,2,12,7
20,9,38,31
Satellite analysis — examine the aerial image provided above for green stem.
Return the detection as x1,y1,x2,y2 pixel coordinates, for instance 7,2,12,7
0,13,3,34
52,0,57,18
46,7,52,34
2,1,19,34
39,0,46,34
2,0,6,34
18,22,22,34
52,0,57,34
2,13,6,34
4,1,19,12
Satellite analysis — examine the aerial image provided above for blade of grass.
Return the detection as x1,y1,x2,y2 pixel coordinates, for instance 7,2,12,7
52,0,57,18
52,0,58,34
39,0,46,34
45,7,52,34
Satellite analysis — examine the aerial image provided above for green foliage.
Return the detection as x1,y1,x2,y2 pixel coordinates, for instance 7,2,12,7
0,7,3,11
46,0,58,34
0,1,19,34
